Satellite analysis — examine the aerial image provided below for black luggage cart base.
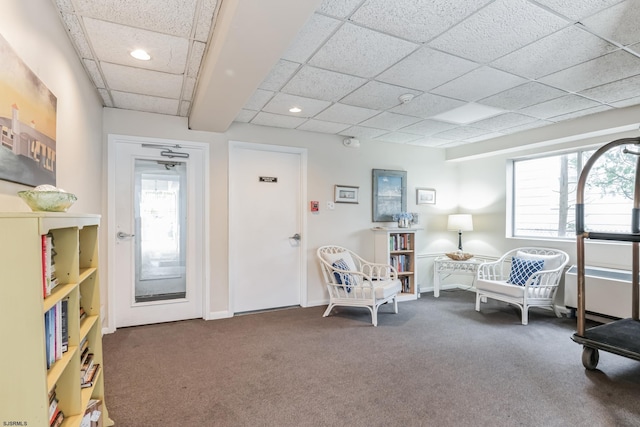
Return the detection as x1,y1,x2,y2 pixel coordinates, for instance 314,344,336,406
572,318,640,369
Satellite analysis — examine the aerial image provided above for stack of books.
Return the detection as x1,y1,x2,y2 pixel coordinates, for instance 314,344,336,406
48,386,64,426
44,297,69,369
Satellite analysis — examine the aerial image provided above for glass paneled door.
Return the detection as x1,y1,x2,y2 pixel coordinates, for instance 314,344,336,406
110,136,207,328
134,159,187,303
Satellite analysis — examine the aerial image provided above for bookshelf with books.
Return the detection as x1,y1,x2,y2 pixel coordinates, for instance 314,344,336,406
0,213,112,427
372,227,418,301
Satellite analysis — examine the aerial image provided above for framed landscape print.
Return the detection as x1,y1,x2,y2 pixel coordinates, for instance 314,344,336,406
372,169,406,222
335,185,359,203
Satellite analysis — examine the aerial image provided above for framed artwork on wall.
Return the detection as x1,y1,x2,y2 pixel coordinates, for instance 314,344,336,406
416,187,436,205
335,185,359,203
372,169,407,222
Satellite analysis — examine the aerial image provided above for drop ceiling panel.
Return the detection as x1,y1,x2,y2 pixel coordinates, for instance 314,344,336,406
317,0,362,19
339,126,387,139
518,95,602,119
349,0,492,43
83,59,105,87
111,91,179,115
297,119,351,134
309,23,418,78
244,89,275,111
251,112,308,129
359,112,422,131
375,132,422,144
314,103,379,124
340,81,421,110
101,62,184,98
73,0,198,37
194,0,218,42
479,82,566,110
580,1,640,46
429,0,567,63
490,25,618,80
84,18,189,74
390,93,465,119
533,0,625,21
377,47,479,92
259,60,301,91
398,119,458,136
61,13,93,57
580,74,640,103
471,113,539,131
548,105,613,122
234,109,258,123
281,66,366,102
430,66,527,102
433,126,490,141
539,50,640,92
262,93,331,117
281,13,341,63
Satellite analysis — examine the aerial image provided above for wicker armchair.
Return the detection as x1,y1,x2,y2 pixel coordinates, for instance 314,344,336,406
317,245,401,326
475,247,569,325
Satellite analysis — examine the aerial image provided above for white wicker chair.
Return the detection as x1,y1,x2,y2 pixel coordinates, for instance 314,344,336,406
475,247,569,325
317,245,401,326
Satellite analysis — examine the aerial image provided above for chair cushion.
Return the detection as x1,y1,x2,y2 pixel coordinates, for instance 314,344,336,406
476,279,525,298
507,257,544,286
332,259,355,291
516,251,563,271
361,279,402,299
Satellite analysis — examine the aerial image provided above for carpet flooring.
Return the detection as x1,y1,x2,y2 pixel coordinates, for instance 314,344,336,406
103,290,640,426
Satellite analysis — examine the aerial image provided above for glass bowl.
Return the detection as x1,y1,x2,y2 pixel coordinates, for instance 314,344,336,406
18,191,77,212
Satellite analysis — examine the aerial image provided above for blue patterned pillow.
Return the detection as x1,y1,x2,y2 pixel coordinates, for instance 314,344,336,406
332,258,354,292
507,257,544,286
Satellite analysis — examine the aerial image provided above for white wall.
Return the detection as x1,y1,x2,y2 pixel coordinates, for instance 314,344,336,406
0,0,103,213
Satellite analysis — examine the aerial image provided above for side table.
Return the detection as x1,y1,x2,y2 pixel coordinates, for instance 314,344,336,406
433,256,485,297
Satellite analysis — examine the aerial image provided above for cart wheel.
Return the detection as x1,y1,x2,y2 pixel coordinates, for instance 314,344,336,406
582,346,599,370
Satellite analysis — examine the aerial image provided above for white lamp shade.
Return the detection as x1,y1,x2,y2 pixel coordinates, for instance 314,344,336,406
447,214,473,231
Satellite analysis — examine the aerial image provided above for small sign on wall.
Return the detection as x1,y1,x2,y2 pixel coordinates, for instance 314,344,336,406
259,176,278,183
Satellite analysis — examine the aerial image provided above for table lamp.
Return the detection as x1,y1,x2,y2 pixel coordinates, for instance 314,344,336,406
447,214,473,252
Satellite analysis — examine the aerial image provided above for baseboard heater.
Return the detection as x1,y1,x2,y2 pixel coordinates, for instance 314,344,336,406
565,265,637,319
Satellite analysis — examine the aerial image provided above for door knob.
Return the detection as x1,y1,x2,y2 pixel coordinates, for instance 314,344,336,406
117,231,135,239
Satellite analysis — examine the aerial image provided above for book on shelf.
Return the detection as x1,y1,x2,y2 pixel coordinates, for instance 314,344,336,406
81,363,100,388
82,399,103,427
81,353,95,378
50,409,64,427
41,233,57,298
61,298,69,353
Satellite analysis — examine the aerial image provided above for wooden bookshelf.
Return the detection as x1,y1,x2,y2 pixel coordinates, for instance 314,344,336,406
372,227,418,301
0,213,112,427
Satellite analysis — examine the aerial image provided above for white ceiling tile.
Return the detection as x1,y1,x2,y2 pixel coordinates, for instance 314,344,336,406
318,0,366,18
244,89,275,111
429,0,567,63
179,101,190,117
377,47,478,92
431,67,527,102
359,112,422,130
534,0,624,20
479,82,567,110
74,0,198,37
194,0,218,42
101,62,183,98
375,132,422,144
350,0,492,43
341,81,421,110
55,0,75,12
262,93,331,117
518,95,602,119
432,126,491,141
339,126,388,139
259,60,300,91
464,131,506,142
187,42,206,77
182,77,196,102
491,25,618,80
251,112,307,129
83,18,188,74
398,119,458,136
83,59,105,88
234,109,258,123
61,13,93,58
309,23,418,78
282,14,341,63
471,113,538,131
97,89,113,107
314,103,379,124
503,119,554,134
281,66,366,101
581,0,640,46
548,105,613,122
297,119,351,134
390,93,466,119
610,95,640,108
438,140,474,148
580,74,640,103
431,102,505,124
111,91,179,115
539,50,640,92
406,137,451,147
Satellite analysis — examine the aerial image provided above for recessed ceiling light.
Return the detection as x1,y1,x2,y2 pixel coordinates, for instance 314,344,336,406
130,49,151,61
289,107,302,113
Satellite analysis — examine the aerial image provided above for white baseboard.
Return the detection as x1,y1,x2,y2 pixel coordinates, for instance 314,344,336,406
207,310,233,320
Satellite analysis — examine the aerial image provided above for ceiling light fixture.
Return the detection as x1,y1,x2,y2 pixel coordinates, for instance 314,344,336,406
130,49,151,61
289,107,302,113
398,94,414,104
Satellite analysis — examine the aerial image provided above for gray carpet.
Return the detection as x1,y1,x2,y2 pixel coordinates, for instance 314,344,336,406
103,290,640,426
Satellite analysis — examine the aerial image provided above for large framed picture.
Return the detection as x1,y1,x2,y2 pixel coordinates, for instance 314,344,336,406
372,169,407,222
335,185,359,204
416,187,436,205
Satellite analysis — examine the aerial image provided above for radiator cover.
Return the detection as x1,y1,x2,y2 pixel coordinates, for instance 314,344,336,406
564,265,637,319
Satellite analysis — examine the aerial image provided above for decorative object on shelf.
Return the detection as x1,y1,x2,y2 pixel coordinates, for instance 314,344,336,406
18,185,77,212
447,214,473,252
393,212,413,228
334,185,359,203
416,187,436,204
372,169,407,222
445,252,474,261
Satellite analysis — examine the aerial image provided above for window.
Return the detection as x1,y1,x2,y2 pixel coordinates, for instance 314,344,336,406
511,145,636,238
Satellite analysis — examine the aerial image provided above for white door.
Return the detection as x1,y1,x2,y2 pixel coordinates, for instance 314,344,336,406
108,135,208,328
229,142,306,313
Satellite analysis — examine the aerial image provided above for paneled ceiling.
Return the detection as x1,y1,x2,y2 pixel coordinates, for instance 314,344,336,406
53,0,640,148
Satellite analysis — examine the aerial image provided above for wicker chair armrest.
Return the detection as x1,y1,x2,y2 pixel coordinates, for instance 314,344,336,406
361,261,398,280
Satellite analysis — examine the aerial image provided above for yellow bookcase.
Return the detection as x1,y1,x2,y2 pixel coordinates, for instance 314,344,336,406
0,213,112,427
